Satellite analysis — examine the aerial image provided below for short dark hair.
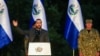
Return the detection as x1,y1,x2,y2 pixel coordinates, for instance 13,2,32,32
32,19,42,26
36,19,42,21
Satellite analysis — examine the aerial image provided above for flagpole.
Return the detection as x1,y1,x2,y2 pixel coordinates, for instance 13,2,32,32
73,49,75,56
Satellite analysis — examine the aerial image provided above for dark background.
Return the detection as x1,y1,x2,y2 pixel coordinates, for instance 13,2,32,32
0,0,100,56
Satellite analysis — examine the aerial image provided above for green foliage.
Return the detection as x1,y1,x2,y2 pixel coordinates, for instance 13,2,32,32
44,0,72,56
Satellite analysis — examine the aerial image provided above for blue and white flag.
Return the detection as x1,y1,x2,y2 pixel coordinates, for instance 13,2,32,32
0,0,13,48
30,0,47,30
64,0,84,49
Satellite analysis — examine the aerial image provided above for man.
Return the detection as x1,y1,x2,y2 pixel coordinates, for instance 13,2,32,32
78,19,100,56
12,19,49,55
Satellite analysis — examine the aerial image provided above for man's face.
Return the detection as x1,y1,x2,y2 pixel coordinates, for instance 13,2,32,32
86,23,92,30
35,20,42,29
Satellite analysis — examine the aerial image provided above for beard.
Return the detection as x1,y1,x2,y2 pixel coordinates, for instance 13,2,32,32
35,26,41,30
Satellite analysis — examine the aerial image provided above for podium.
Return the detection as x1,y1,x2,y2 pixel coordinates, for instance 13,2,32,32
28,42,51,56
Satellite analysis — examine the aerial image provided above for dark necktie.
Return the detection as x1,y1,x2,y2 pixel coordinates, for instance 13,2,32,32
34,30,40,42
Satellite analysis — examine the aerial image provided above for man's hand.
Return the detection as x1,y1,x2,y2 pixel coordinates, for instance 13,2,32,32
12,20,18,27
79,52,83,56
96,52,99,56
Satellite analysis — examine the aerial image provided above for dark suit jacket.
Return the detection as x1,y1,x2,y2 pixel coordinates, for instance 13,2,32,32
15,27,49,42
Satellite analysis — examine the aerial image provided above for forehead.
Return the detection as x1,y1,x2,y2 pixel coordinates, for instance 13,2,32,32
86,22,92,24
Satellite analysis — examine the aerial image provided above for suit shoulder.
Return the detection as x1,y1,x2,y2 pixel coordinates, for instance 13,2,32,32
41,29,47,32
41,29,48,33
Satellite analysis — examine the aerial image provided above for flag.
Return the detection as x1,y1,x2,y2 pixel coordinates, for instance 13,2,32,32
30,0,47,30
0,0,13,48
64,0,84,49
